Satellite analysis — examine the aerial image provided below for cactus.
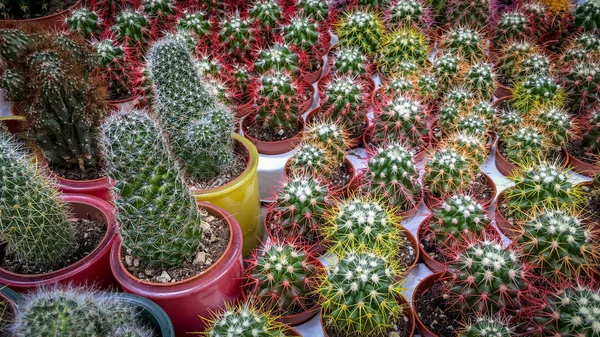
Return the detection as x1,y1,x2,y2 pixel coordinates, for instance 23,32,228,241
321,75,367,131
516,209,599,283
433,53,464,92
227,63,252,102
303,120,348,160
378,27,429,74
218,15,255,58
512,74,566,112
249,0,283,37
282,16,321,52
443,240,529,316
503,126,549,165
112,10,150,44
462,62,497,100
0,68,24,102
381,76,415,97
423,147,475,198
0,29,32,64
458,317,512,337
440,27,485,63
204,303,287,337
372,94,429,150
0,0,76,19
446,0,493,29
317,251,406,335
245,242,320,316
456,114,489,137
446,132,489,167
438,103,462,132
562,61,600,112
471,100,497,125
296,0,330,22
493,11,534,46
0,130,75,270
429,194,491,247
267,175,329,244
101,109,203,269
177,10,211,37
561,33,600,63
514,53,551,81
197,54,224,78
254,44,299,74
582,110,600,153
529,105,573,148
361,143,422,212
392,60,421,76
67,8,101,37
253,70,304,135
143,0,175,17
288,143,333,178
497,108,524,138
417,74,439,100
148,38,234,181
331,45,370,76
575,0,600,31
92,38,135,100
335,9,385,55
496,40,537,80
387,0,430,28
444,87,475,107
504,162,584,220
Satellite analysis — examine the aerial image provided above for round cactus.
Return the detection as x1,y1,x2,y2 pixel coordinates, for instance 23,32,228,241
494,11,534,46
362,143,422,212
417,73,439,100
303,120,348,160
372,94,429,150
512,74,566,112
446,0,493,29
444,87,475,107
440,27,485,63
529,105,573,148
335,9,385,55
462,62,496,100
562,61,600,112
516,209,599,283
331,45,370,76
218,15,255,58
562,33,600,63
92,38,135,100
429,194,491,246
514,53,551,81
205,304,286,337
575,0,600,31
112,10,150,44
0,29,32,64
296,0,330,22
143,0,175,17
387,0,430,28
378,27,429,74
438,103,463,132
177,10,211,37
282,16,321,52
497,108,524,138
504,126,548,164
582,110,600,153
254,44,299,74
317,251,406,335
321,75,367,130
458,317,512,337
446,132,489,167
249,0,283,33
253,70,303,134
424,147,475,198
433,53,464,92
67,8,101,36
288,143,333,178
471,100,497,125
496,40,537,80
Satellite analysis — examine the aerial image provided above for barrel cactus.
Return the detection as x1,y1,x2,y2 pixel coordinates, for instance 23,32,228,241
503,126,549,165
331,45,370,76
204,304,287,337
287,143,333,179
497,108,524,138
253,70,304,135
440,27,485,63
254,44,299,74
462,62,496,101
67,8,101,37
335,9,385,55
562,61,600,112
458,317,512,337
378,27,429,74
386,0,431,28
423,147,476,198
218,15,255,58
493,11,534,46
575,0,600,31
529,105,573,148
321,75,367,132
514,53,552,81
433,53,464,93
143,0,175,17
372,94,429,150
446,0,493,29
446,132,489,167
112,10,150,44
429,194,491,246
296,0,330,22
282,16,321,52
177,10,212,37
582,110,600,153
471,100,497,125
92,38,136,101
249,0,283,35
496,40,537,81
512,74,566,112
561,33,600,63
303,120,348,160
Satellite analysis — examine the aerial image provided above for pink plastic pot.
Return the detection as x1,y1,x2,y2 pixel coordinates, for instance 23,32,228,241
0,194,117,292
0,1,81,30
40,160,112,203
109,202,244,336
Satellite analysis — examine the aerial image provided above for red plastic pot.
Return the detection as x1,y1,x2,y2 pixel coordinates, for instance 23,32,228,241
424,172,496,210
40,159,112,203
0,194,117,292
320,294,415,337
412,272,445,337
283,157,356,196
564,148,600,177
241,116,304,155
397,191,424,220
263,210,327,256
302,58,324,84
0,1,81,30
109,202,244,336
107,95,140,113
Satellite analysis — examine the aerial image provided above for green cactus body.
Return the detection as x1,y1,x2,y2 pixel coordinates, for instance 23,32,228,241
429,194,490,245
322,75,366,129
444,87,474,107
571,33,600,53
382,76,415,96
205,304,286,337
393,60,421,76
438,103,462,131
197,54,223,78
417,74,439,100
296,0,330,21
283,16,321,52
219,15,255,58
318,251,405,334
447,132,488,166
505,162,584,219
497,40,536,80
504,126,548,165
246,243,319,316
254,70,302,133
444,241,527,316
362,143,422,212
433,53,463,92
379,27,429,74
148,38,234,181
112,10,150,43
462,62,496,100
424,148,474,198
143,0,175,17
304,121,347,160
494,11,533,46
0,29,32,64
530,105,572,148
101,109,203,268
177,10,211,37
254,44,299,74
582,110,600,153
517,209,598,283
335,10,385,55
563,62,600,111
93,39,134,100
512,74,565,112
456,114,488,138
388,0,427,27
576,0,600,31
515,53,551,81
497,109,523,138
288,143,332,178
331,46,369,76
471,101,497,125
249,0,282,32
67,8,101,36
441,27,484,63
458,317,512,337
373,94,429,149
446,0,491,28
0,68,25,101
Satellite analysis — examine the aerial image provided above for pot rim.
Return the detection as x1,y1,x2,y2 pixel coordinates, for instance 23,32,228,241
0,0,81,24
411,271,445,337
240,115,304,155
40,159,109,185
107,94,140,105
283,157,355,194
564,147,600,177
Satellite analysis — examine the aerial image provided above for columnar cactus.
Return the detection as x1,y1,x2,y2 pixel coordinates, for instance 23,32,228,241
245,242,320,316
562,61,600,112
386,0,430,28
253,70,303,134
458,317,512,337
0,29,32,64
282,16,321,52
372,94,429,150
296,0,330,22
443,240,528,316
335,10,385,55
249,0,283,34
112,10,150,44
575,0,600,31
504,126,549,164
516,209,599,283
218,15,255,58
429,194,491,246
205,304,286,337
504,162,584,219
423,147,475,198
288,143,333,178
512,74,565,112
462,62,497,100
493,11,534,46
92,38,135,100
446,0,493,29
67,8,101,37
331,46,370,76
321,75,367,130
433,53,464,92
440,27,485,63
317,251,406,335
303,120,348,160
177,10,211,37
254,44,299,74
268,175,329,244
582,110,600,153
529,105,573,148
0,130,75,270
148,38,234,181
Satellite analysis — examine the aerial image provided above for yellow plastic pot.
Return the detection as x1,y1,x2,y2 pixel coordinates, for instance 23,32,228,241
192,133,262,256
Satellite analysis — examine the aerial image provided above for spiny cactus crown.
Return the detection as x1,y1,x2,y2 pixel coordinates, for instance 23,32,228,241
246,242,319,316
322,75,365,123
424,147,474,198
512,74,564,112
197,54,222,77
444,240,527,316
471,101,497,125
515,53,551,81
332,46,369,76
393,60,420,76
498,109,523,138
178,10,211,37
112,10,150,43
444,87,475,107
456,114,488,138
433,53,462,90
219,15,255,57
583,110,600,152
0,29,32,64
249,0,283,28
497,40,536,79
205,304,286,337
530,105,572,147
441,27,484,62
388,0,426,26
101,109,203,268
335,10,385,55
447,132,489,166
0,68,24,101
379,27,429,73
254,44,299,74
92,38,134,100
517,209,598,282
458,317,512,337
67,8,101,36
254,70,302,132
430,194,490,244
462,62,496,100
296,0,330,21
282,16,320,51
495,11,532,41
304,121,347,159
570,32,600,54
288,143,332,178
504,126,547,164
373,94,429,149
143,0,175,17
383,76,415,95
318,251,405,334
417,74,439,98
438,103,462,131
563,61,600,111
576,0,600,31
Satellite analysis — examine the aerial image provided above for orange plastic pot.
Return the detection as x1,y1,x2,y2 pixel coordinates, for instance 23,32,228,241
412,272,445,337
283,157,356,196
109,202,244,336
564,148,600,177
0,1,81,30
0,194,118,292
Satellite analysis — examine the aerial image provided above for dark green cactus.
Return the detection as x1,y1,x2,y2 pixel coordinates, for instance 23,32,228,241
218,15,255,58
462,62,496,100
440,27,485,63
575,0,600,31
321,75,367,130
458,317,512,337
514,53,551,81
254,44,299,74
446,0,492,29
112,10,150,44
282,16,321,52
494,11,533,46
372,94,429,150
249,0,283,33
288,143,333,178
205,304,286,337
387,0,428,27
92,38,134,100
582,110,600,153
296,0,330,21
562,61,600,112
66,8,101,37
335,9,385,55
429,194,491,245
331,46,369,76
253,70,303,134
530,105,573,148
143,0,175,17
504,126,548,164
497,108,523,139
447,132,489,167
433,53,463,92
303,120,348,160
0,29,32,64
496,40,537,81
423,147,475,198
177,10,211,37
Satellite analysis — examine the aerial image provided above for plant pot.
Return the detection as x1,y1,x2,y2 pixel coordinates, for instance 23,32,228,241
0,115,26,135
412,272,445,337
263,210,327,256
495,140,569,177
302,58,324,84
564,148,600,177
320,294,415,337
398,190,424,220
116,293,176,337
0,284,20,330
401,229,420,276
494,189,519,240
424,172,496,209
0,194,118,292
236,99,255,118
107,95,140,113
0,1,81,30
494,83,512,100
241,116,304,155
283,157,356,196
39,159,112,203
110,202,244,336
191,133,261,257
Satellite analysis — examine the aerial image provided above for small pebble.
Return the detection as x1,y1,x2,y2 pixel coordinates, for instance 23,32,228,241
125,255,133,267
193,252,207,265
144,268,154,276
133,259,140,267
205,258,213,266
156,271,172,283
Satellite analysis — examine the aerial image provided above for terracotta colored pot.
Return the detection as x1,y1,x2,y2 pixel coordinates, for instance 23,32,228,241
494,189,519,240
263,210,327,256
241,116,304,155
283,157,356,196
0,115,26,134
302,59,324,84
236,99,255,118
564,148,600,177
424,172,496,209
285,326,304,336
494,83,512,100
401,229,420,276
107,95,140,113
412,272,445,337
110,202,244,336
398,191,424,220
0,1,81,30
488,44,500,65
40,160,112,203
0,194,118,292
320,294,415,337
496,140,569,177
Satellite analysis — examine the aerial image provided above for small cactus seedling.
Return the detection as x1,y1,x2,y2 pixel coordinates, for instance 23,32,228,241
423,147,476,198
562,61,600,112
254,44,299,74
372,94,429,150
529,105,573,148
218,15,256,58
440,27,485,63
446,132,489,166
386,0,431,28
433,53,464,92
417,73,439,101
504,162,584,220
92,38,136,101
67,7,101,37
282,16,321,52
303,120,348,160
429,194,491,247
458,317,512,337
296,0,330,22
335,9,385,55
177,10,211,38
245,242,320,317
287,143,334,179
204,304,287,337
582,110,600,153
443,240,529,317
112,10,150,45
321,75,367,132
267,175,329,244
446,0,493,29
493,11,534,46
249,0,283,36
361,143,422,213
512,74,566,112
331,45,370,76
503,126,549,165
575,0,600,31
462,62,497,100
317,251,406,335
378,27,429,74
516,209,599,284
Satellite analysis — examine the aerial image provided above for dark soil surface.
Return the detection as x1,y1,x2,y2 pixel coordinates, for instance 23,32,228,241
565,140,597,165
330,162,351,190
348,122,367,141
246,122,302,143
123,210,229,283
50,163,105,181
468,173,492,204
189,153,246,190
0,297,14,337
3,0,77,19
585,195,600,224
3,219,105,274
420,219,450,265
324,312,409,337
396,231,417,272
415,283,460,337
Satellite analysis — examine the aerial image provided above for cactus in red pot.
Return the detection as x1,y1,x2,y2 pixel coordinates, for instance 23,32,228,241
253,43,300,75
378,27,429,74
92,38,137,101
439,27,485,63
562,61,600,112
249,0,284,38
423,147,477,199
493,10,534,47
218,14,256,59
320,74,368,137
386,0,432,29
334,9,385,55
372,94,430,151
429,194,491,247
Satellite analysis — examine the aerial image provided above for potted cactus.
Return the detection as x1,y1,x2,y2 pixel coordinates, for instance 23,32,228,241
147,37,261,256
218,14,256,60
0,130,117,291
432,53,464,95
512,73,566,112
0,285,20,335
385,0,432,30
66,7,102,37
111,9,151,47
445,0,493,29
496,125,552,175
243,241,325,326
317,251,415,337
575,0,600,32
492,10,535,50
423,147,479,206
281,15,327,83
248,0,284,43
494,40,538,98
334,9,385,56
328,45,372,78
0,0,81,31
101,109,244,335
561,61,600,113
461,62,497,101
253,43,300,76
457,317,514,337
565,110,600,176
439,27,485,64
295,0,331,23
446,132,490,168
378,27,429,76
